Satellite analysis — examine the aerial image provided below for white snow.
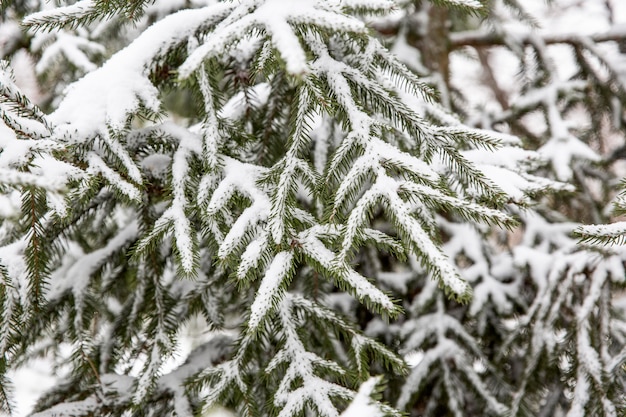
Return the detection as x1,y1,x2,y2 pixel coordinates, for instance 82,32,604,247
23,1,96,26
180,0,368,78
340,377,383,417
579,222,626,245
269,295,353,417
204,157,272,260
6,359,57,417
141,153,172,180
50,4,233,139
248,251,294,330
47,221,139,301
445,0,482,8
35,31,105,75
0,20,22,59
299,229,396,312
219,83,271,120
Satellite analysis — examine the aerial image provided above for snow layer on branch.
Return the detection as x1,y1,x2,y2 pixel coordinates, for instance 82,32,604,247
578,222,626,245
48,220,139,302
0,66,84,192
220,83,271,120
35,32,105,75
340,377,383,417
464,145,574,201
30,398,100,417
443,0,482,8
248,251,294,330
539,135,600,181
162,123,202,272
23,1,96,26
0,126,81,189
440,220,517,316
0,240,28,305
379,178,471,298
203,157,272,260
50,4,232,139
0,21,22,59
298,228,396,313
268,295,354,417
340,0,395,11
180,0,369,78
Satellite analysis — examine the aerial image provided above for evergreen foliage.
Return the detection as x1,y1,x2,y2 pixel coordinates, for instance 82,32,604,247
1,0,626,416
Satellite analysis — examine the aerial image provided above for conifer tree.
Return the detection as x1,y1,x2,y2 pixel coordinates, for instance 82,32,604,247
372,1,626,415
1,1,626,417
